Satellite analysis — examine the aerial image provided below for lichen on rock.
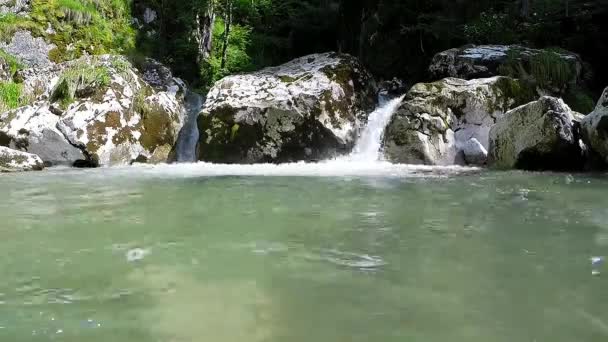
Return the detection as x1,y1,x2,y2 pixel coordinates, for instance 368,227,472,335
383,76,535,165
488,96,584,170
198,52,377,163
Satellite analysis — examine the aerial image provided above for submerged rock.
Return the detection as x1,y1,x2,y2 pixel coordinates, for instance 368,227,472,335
0,146,43,172
383,76,535,165
197,52,377,163
488,96,584,170
581,87,608,166
1,55,187,166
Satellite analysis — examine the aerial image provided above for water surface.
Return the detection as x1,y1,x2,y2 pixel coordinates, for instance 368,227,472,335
0,164,607,341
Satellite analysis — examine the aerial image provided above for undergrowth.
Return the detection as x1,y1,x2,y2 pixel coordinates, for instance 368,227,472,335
50,62,111,108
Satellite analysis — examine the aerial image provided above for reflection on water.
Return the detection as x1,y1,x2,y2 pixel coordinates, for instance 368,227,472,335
0,168,607,341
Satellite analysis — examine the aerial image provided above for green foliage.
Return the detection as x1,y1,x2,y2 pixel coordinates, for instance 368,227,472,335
0,0,136,63
0,13,41,42
200,19,252,88
463,10,518,44
529,51,577,90
50,62,111,108
0,49,24,77
0,81,24,111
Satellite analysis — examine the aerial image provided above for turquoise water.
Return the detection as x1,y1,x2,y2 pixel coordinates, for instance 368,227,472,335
0,164,607,341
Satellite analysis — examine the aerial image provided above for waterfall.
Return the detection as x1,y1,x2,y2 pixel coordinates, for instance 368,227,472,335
175,91,205,163
347,94,405,162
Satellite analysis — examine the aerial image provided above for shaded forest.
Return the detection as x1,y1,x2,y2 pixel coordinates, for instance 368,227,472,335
132,0,608,95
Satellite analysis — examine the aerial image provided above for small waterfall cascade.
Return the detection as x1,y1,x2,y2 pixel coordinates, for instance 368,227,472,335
175,91,205,163
348,94,405,162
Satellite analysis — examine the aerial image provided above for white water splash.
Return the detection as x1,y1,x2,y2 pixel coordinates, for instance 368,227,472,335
348,95,405,162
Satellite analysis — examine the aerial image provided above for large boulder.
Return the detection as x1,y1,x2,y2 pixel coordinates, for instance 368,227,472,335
581,87,608,164
429,45,584,93
198,52,377,163
383,76,535,165
0,146,43,172
488,96,584,170
0,55,187,166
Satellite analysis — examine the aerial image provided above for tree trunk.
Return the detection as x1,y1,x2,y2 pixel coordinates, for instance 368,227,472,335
220,0,233,69
194,1,216,63
520,0,530,19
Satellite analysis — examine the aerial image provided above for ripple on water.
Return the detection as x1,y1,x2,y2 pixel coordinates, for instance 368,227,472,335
315,249,387,270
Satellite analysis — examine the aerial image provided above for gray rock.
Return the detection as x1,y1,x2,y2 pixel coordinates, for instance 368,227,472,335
0,104,86,166
488,96,584,170
0,0,30,15
461,138,488,166
383,76,534,165
198,52,377,163
581,87,608,164
2,55,187,167
429,45,583,92
0,31,55,68
0,146,43,172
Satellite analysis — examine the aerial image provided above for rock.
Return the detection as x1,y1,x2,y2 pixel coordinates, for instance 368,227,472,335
2,55,187,167
429,45,584,92
0,103,86,166
378,78,409,99
198,52,377,163
0,31,55,68
461,138,488,166
0,146,43,172
488,96,584,170
581,87,608,165
383,76,535,165
0,0,30,16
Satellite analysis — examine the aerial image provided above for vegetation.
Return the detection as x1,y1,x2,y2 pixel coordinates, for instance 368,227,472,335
0,0,605,107
50,62,111,108
0,81,24,112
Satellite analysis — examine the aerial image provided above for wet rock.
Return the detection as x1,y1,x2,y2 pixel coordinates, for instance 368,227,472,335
383,76,535,165
581,87,608,167
461,138,488,166
0,146,43,172
489,96,584,170
198,52,377,163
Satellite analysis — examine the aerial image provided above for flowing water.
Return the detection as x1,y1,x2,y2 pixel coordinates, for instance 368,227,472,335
348,95,405,162
175,92,205,163
0,166,607,342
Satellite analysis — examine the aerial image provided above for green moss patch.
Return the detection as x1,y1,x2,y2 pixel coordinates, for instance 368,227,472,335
50,62,111,108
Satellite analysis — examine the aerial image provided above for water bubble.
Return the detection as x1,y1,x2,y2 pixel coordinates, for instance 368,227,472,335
56,329,63,334
126,248,149,262
591,256,605,267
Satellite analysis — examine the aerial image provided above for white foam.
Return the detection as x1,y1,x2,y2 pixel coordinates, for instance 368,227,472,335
65,161,477,179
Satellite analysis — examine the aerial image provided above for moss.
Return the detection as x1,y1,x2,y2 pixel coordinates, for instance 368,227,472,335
50,62,111,108
137,101,174,152
492,77,536,111
563,87,595,114
0,0,136,63
278,75,296,83
230,123,240,141
498,49,577,94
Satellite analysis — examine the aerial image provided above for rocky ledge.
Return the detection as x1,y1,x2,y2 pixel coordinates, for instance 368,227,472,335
0,55,187,167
